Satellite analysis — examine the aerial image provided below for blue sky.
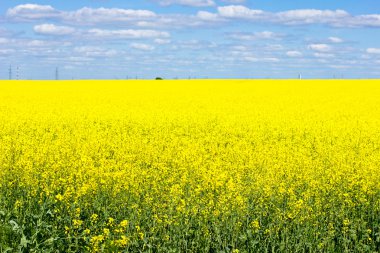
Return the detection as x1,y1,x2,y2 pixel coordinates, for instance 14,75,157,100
0,0,380,79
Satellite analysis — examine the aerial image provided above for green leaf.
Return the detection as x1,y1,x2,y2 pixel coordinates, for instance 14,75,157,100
9,220,19,231
3,247,14,253
20,235,29,248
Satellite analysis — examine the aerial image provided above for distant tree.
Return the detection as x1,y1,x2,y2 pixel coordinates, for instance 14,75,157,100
155,77,163,80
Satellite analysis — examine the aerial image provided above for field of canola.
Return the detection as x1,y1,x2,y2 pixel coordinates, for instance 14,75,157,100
0,80,380,252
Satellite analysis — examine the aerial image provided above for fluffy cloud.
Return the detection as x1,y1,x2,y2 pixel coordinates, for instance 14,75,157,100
221,0,246,3
328,37,343,43
130,43,155,51
196,11,222,22
216,5,349,26
286,51,303,57
313,52,335,58
74,46,118,57
275,9,349,25
154,0,215,6
87,29,170,39
6,4,380,29
7,4,157,25
0,38,10,44
34,24,75,35
63,7,157,25
244,56,280,63
340,14,380,28
6,4,219,29
26,39,56,47
217,5,264,19
6,4,60,21
213,5,380,28
230,31,283,40
366,48,380,54
154,38,171,44
172,39,217,50
0,49,15,55
308,44,331,52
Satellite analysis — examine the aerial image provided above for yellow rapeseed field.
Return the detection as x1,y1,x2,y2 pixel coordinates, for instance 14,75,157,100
0,80,380,252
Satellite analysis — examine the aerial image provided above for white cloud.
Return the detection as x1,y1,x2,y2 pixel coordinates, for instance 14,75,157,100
211,5,380,28
154,0,215,7
275,9,349,25
328,37,343,43
63,7,156,25
26,40,52,47
329,65,350,69
314,52,335,58
217,5,264,19
265,44,284,51
0,38,10,44
254,31,278,39
216,5,350,26
6,5,219,29
231,45,249,51
6,4,60,21
221,0,246,3
244,56,280,62
286,51,303,57
7,4,380,29
154,38,171,44
308,44,331,52
130,43,155,51
366,48,380,54
74,46,117,57
230,31,282,40
34,24,75,35
0,49,15,55
67,56,94,62
87,29,170,39
341,14,380,28
7,5,159,26
196,11,222,22
173,39,217,50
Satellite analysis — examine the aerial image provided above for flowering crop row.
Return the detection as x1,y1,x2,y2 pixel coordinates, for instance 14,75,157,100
0,80,379,252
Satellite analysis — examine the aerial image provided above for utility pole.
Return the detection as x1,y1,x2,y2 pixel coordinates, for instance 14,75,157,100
9,65,12,80
298,73,302,80
55,67,59,80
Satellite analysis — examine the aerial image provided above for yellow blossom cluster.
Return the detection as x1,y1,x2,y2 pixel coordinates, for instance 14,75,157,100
0,80,379,252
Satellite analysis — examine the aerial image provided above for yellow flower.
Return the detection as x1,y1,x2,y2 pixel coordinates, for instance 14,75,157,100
90,235,104,244
119,220,128,228
115,235,129,247
55,194,64,202
73,219,83,228
107,217,115,226
103,228,110,238
250,220,260,232
91,214,98,224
